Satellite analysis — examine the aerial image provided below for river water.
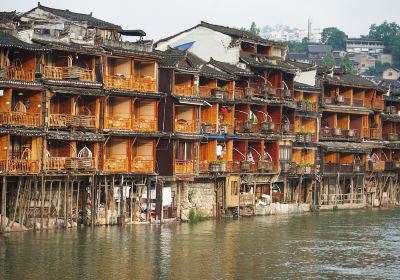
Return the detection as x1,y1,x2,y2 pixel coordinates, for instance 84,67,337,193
1,209,400,279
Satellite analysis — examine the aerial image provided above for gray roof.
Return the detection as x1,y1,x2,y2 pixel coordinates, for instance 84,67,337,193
0,31,48,51
320,142,380,153
308,45,332,53
158,48,204,72
209,58,254,77
32,4,121,30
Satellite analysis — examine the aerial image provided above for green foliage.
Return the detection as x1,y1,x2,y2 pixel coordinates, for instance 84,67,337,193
368,21,400,45
249,22,260,36
364,62,392,76
368,21,400,67
188,208,208,224
321,27,348,50
332,205,339,211
323,52,335,68
188,190,196,203
341,54,356,74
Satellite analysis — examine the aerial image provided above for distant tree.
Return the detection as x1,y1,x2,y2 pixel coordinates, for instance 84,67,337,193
249,22,260,36
368,21,400,45
287,41,305,52
364,62,392,76
341,54,356,74
321,27,348,50
323,52,335,68
302,37,309,45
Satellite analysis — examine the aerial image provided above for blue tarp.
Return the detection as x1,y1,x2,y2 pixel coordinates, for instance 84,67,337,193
174,41,195,51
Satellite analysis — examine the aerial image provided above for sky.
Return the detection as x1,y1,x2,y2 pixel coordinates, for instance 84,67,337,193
2,0,400,41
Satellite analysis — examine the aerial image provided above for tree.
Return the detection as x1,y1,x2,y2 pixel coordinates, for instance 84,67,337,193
368,21,400,45
341,54,356,74
364,62,392,76
323,52,335,68
249,22,260,36
321,27,348,50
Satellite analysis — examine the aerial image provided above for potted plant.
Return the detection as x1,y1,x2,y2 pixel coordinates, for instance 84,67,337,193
245,87,255,98
209,161,220,172
201,121,213,133
243,119,253,132
304,132,312,142
220,121,230,134
332,127,342,136
217,160,227,172
240,160,250,171
306,100,315,111
335,95,344,103
298,163,312,174
296,132,305,142
347,129,356,137
211,87,228,99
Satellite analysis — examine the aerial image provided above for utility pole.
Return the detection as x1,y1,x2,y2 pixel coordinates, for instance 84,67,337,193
308,19,312,43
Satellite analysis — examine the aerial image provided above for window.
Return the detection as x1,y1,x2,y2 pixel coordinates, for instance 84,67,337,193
279,145,292,161
389,72,393,76
176,141,193,161
231,181,238,196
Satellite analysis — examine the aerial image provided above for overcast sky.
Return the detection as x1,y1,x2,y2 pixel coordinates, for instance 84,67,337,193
3,0,400,40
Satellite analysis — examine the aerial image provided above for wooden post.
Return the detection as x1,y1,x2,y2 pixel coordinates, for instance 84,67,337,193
47,180,53,229
146,178,151,222
104,176,108,225
9,177,22,229
130,181,134,224
56,181,61,225
121,176,125,226
76,181,80,226
40,175,45,230
64,180,68,228
91,175,95,230
70,180,74,227
33,177,38,231
176,181,181,221
1,176,7,232
111,175,115,225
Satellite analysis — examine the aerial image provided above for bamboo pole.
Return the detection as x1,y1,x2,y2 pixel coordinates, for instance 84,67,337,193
70,180,74,227
64,179,68,228
76,181,80,226
91,175,95,230
56,181,61,225
9,177,22,229
111,175,115,225
104,176,108,225
21,178,32,228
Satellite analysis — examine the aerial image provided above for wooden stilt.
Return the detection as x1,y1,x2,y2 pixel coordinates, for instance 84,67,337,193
20,178,32,227
9,177,22,229
130,181,134,224
47,180,53,229
1,176,7,232
76,181,80,226
91,175,95,230
56,181,61,225
111,175,115,225
104,176,108,225
96,176,101,225
64,180,68,228
70,180,74,227
40,175,45,230
146,179,151,222
33,177,38,231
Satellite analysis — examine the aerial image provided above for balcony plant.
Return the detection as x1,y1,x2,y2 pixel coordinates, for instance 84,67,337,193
209,161,220,172
332,127,342,136
261,83,275,97
212,159,227,172
281,117,291,133
211,86,228,99
201,121,213,134
282,88,291,98
243,119,253,132
260,114,275,133
347,129,356,138
220,121,230,134
298,163,312,174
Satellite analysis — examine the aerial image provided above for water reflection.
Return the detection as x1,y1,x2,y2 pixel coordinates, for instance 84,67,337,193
1,209,400,279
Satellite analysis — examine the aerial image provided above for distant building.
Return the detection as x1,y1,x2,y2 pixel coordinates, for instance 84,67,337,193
346,38,385,55
261,24,321,43
350,53,376,74
382,67,400,80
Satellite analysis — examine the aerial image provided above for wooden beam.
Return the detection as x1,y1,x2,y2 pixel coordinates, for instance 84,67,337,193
1,176,7,232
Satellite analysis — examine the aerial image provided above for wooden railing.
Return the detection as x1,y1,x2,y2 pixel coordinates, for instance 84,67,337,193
43,66,95,82
295,133,317,143
0,111,40,127
363,128,382,139
320,128,361,139
235,120,259,133
104,75,156,92
131,159,154,173
366,161,385,172
103,158,128,172
323,96,351,106
105,115,131,130
45,157,95,171
175,160,194,174
352,98,364,107
201,123,217,134
297,102,317,112
323,163,354,173
173,85,195,95
198,86,212,97
4,67,35,82
175,119,196,133
320,193,364,205
48,114,96,129
132,118,157,132
0,159,39,174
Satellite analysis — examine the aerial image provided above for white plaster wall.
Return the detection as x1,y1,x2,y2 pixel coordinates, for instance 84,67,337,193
156,26,240,64
294,69,317,86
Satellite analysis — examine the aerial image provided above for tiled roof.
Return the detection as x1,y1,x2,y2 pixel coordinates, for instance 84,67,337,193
35,4,121,30
287,60,316,72
0,31,48,51
294,81,320,92
0,11,17,23
308,44,332,53
32,38,102,54
209,58,253,77
287,52,309,61
200,65,235,80
158,48,204,72
323,74,386,91
240,54,297,74
320,142,379,153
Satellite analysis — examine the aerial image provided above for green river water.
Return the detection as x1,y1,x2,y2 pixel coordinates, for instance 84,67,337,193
1,209,400,279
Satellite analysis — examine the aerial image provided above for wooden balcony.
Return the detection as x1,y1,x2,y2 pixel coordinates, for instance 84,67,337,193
352,98,364,107
198,86,212,97
104,75,156,92
297,102,317,112
320,128,360,140
48,114,96,129
363,128,382,140
175,119,197,133
201,123,217,134
0,111,40,127
3,67,35,82
175,160,195,174
173,85,195,96
323,163,354,173
385,161,400,171
323,96,351,106
0,159,39,174
105,115,131,130
295,133,317,143
45,157,95,171
235,120,259,133
131,159,154,173
132,118,157,132
103,158,128,172
384,133,399,141
372,99,384,111
43,66,95,82
366,161,385,172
